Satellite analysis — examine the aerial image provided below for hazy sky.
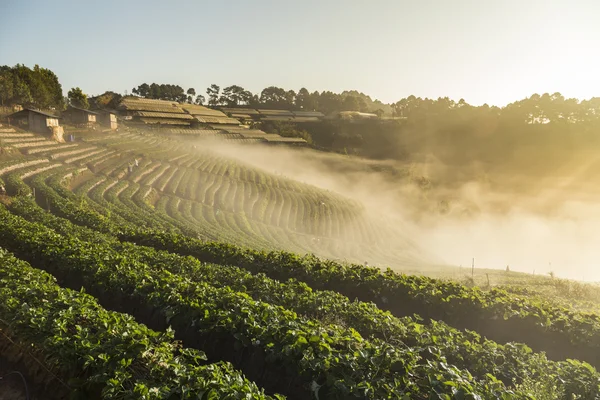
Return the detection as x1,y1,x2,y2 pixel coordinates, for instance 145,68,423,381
1,0,599,106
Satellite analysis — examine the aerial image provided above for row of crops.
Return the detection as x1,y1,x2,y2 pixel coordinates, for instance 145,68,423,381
0,204,536,399
2,129,600,398
0,176,598,398
1,129,420,267
0,248,275,399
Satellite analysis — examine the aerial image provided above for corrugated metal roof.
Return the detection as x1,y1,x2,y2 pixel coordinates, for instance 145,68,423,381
167,129,220,135
221,107,261,115
138,118,192,126
257,109,295,117
135,111,194,119
122,104,186,113
11,108,62,119
121,97,178,106
292,117,321,122
261,116,294,121
181,104,228,118
238,131,268,139
67,106,100,115
230,113,252,119
292,111,325,118
195,116,240,125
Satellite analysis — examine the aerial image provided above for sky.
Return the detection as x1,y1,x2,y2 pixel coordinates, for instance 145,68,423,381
1,0,599,106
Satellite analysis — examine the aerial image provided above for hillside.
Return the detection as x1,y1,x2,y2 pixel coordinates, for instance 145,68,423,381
1,123,600,399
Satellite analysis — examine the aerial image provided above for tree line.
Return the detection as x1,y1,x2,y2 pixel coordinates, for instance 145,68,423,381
301,92,600,172
0,64,64,109
131,82,392,115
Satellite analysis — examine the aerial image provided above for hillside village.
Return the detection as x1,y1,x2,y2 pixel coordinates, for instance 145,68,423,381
1,96,341,146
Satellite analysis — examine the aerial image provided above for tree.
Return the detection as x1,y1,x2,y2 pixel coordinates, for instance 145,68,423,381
373,109,385,118
195,95,206,105
0,64,64,109
132,83,150,97
0,68,14,106
295,88,311,110
207,84,220,106
318,91,343,114
68,87,89,109
342,96,360,111
285,90,296,107
187,88,196,103
91,91,123,109
220,85,252,106
259,86,288,108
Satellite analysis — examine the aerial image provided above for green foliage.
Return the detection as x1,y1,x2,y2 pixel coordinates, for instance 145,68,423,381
132,83,187,102
220,85,254,106
91,91,123,109
0,204,535,399
7,179,600,399
0,64,64,109
0,248,275,399
68,87,89,109
206,84,220,106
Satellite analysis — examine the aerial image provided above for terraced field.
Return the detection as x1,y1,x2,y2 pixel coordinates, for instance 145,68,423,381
1,125,600,399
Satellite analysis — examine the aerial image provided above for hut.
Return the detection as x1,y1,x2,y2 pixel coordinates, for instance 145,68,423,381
63,106,99,126
7,108,61,134
97,111,118,130
181,104,241,127
119,97,192,128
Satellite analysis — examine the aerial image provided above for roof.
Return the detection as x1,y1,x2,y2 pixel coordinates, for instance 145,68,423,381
292,117,321,122
261,116,294,122
257,109,295,117
66,106,99,115
222,128,266,135
166,129,220,135
292,111,325,118
10,108,61,119
120,97,178,106
181,104,228,118
120,97,186,113
122,104,186,113
221,107,261,115
195,116,240,125
230,113,252,119
138,118,192,126
337,111,378,118
134,111,194,120
238,131,268,139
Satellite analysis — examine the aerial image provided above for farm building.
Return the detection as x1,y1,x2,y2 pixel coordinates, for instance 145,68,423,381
181,104,241,126
97,111,118,130
62,106,99,126
330,111,378,120
220,107,262,121
119,97,192,127
7,108,61,134
220,108,325,123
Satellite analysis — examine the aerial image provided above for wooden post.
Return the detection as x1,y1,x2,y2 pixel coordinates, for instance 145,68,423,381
471,258,475,280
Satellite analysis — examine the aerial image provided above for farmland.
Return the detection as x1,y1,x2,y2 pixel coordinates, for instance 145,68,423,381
1,124,600,399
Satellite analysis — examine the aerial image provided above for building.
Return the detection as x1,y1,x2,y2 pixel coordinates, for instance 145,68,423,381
180,104,241,127
7,108,61,134
119,97,194,128
63,106,99,126
97,111,118,130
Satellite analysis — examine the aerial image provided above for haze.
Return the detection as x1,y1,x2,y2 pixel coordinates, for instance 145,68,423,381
182,137,600,282
1,0,599,106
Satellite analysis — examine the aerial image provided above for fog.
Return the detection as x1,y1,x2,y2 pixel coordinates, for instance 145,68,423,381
186,137,600,282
